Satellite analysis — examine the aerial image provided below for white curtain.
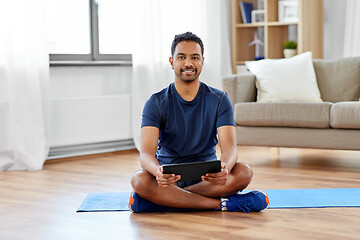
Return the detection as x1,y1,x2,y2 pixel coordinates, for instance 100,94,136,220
0,0,49,171
132,0,232,149
343,0,360,57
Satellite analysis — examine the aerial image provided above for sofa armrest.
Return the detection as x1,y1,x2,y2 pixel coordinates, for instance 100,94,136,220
222,73,257,106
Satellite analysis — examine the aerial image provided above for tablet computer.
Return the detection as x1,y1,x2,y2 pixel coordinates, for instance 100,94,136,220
162,160,221,182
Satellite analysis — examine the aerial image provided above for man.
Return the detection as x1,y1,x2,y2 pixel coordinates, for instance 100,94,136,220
129,32,269,213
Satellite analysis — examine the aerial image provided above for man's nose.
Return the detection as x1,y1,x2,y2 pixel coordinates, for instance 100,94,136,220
184,58,193,67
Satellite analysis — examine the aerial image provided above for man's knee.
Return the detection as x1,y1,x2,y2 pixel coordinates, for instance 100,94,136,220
131,170,154,195
230,162,253,187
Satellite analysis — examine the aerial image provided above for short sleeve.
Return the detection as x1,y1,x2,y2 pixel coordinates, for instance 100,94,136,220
216,93,236,128
141,95,161,128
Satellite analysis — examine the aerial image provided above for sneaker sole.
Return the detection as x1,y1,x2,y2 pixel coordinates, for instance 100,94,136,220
128,191,135,212
256,190,270,209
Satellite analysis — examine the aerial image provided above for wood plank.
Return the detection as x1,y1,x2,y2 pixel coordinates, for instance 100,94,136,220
298,0,323,58
267,25,288,58
1,147,359,240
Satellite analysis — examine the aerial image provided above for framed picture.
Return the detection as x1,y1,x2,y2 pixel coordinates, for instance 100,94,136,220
278,0,298,22
251,10,265,23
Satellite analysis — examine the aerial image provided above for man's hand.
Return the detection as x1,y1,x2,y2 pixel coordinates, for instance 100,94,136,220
201,162,229,185
155,166,181,187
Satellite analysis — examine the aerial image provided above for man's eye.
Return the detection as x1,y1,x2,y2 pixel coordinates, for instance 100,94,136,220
193,57,199,60
178,56,185,59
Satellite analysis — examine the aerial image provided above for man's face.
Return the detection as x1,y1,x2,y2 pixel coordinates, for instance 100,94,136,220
169,41,204,83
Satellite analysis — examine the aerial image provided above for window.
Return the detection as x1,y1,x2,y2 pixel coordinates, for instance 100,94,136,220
46,0,131,62
97,0,134,54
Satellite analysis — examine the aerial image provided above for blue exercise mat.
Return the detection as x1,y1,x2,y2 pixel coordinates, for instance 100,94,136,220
263,188,360,209
76,188,360,212
77,192,130,212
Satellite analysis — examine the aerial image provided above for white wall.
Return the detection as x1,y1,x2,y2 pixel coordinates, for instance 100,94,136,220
50,66,132,99
323,0,347,59
49,66,133,148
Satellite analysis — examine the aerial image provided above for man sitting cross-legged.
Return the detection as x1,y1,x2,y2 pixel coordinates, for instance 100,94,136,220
129,32,269,213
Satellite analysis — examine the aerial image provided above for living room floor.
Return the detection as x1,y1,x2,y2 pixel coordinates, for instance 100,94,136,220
1,147,360,240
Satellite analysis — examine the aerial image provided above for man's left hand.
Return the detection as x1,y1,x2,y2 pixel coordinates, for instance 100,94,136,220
201,162,229,185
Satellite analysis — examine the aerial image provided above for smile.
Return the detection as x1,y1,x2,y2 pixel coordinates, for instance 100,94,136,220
181,69,196,73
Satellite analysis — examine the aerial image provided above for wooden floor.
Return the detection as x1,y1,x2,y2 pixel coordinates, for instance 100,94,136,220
1,146,360,240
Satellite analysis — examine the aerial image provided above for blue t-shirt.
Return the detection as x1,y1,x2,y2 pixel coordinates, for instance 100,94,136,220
141,82,235,165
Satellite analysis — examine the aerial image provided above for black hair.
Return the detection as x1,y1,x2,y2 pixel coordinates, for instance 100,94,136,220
171,32,204,57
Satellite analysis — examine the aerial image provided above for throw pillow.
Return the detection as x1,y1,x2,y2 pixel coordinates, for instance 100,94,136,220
313,57,360,102
245,52,323,103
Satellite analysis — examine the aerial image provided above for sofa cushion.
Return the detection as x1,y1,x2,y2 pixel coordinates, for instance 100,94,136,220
313,57,360,102
234,102,332,128
222,73,256,105
245,52,323,103
330,102,360,129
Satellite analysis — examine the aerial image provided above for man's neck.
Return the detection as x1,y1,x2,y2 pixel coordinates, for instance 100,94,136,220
174,79,200,102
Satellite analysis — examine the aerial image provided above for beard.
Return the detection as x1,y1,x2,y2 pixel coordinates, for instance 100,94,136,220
175,68,201,82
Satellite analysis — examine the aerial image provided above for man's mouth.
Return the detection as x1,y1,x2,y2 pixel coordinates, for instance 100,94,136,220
181,69,196,74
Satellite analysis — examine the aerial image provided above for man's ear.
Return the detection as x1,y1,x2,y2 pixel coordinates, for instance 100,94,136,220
169,57,174,69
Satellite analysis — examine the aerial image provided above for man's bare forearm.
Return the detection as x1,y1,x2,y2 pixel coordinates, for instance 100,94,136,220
220,146,238,171
140,152,161,177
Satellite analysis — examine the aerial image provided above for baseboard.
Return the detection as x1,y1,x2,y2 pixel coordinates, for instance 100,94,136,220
47,139,136,160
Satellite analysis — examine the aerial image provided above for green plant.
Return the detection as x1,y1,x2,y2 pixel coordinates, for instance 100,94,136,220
284,41,297,49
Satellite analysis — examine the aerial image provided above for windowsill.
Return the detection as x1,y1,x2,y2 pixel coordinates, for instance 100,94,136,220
51,94,132,101
49,60,132,67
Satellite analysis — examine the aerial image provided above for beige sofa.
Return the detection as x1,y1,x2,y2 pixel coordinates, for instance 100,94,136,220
223,57,360,150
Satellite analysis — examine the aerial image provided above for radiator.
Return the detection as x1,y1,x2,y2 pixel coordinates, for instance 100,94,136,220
50,95,132,147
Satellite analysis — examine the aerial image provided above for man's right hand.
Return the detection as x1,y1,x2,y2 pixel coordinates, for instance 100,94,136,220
155,166,181,187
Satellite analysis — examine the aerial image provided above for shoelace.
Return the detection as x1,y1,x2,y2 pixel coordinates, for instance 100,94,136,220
231,199,255,213
218,199,254,212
